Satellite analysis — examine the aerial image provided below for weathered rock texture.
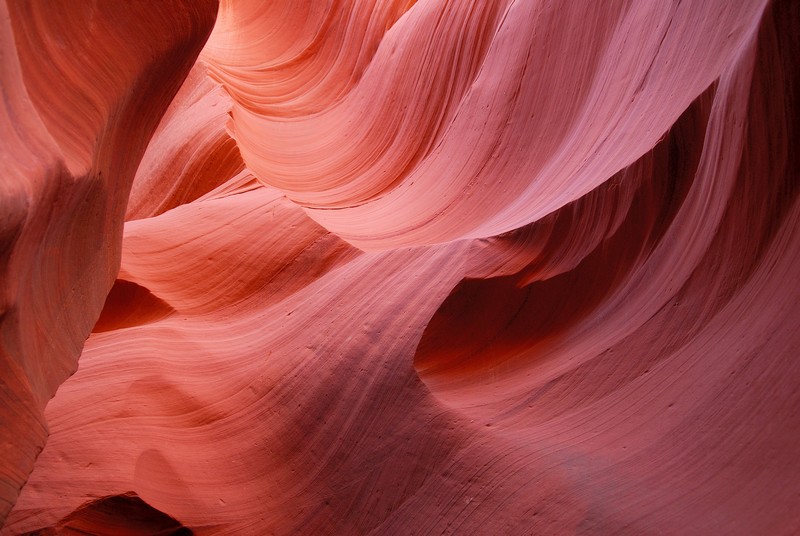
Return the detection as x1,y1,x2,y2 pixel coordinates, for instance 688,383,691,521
1,0,799,534
0,0,217,523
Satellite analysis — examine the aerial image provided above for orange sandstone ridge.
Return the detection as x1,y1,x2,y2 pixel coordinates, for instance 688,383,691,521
1,0,799,534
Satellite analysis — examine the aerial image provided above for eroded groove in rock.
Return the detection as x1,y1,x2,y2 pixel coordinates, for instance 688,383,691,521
206,0,769,249
119,182,360,316
126,63,245,222
92,280,176,334
204,0,506,211
22,492,192,536
415,83,714,402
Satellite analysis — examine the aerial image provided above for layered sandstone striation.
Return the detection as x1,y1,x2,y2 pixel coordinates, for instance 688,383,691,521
1,0,799,534
0,0,217,523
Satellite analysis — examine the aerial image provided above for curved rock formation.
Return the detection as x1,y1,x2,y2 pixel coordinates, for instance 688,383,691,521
29,493,192,536
0,0,217,523
2,0,799,534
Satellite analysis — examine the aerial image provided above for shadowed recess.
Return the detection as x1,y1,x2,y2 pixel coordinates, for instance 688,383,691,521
92,279,175,333
414,84,712,399
21,493,191,536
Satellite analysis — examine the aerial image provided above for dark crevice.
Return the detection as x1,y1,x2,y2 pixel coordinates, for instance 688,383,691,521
22,492,191,535
92,279,175,333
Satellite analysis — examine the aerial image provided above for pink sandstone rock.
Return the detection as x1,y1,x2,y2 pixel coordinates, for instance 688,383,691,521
0,0,216,524
1,0,799,534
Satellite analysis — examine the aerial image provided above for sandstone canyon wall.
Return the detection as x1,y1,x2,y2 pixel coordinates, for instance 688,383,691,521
1,0,799,534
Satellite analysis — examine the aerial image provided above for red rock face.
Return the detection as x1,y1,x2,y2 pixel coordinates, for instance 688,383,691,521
0,0,217,524
1,0,799,534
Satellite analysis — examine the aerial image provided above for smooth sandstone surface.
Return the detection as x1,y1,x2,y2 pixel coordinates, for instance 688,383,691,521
1,0,799,534
0,0,217,523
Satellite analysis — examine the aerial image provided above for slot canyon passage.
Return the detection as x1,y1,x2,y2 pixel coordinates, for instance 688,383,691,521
1,0,799,534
